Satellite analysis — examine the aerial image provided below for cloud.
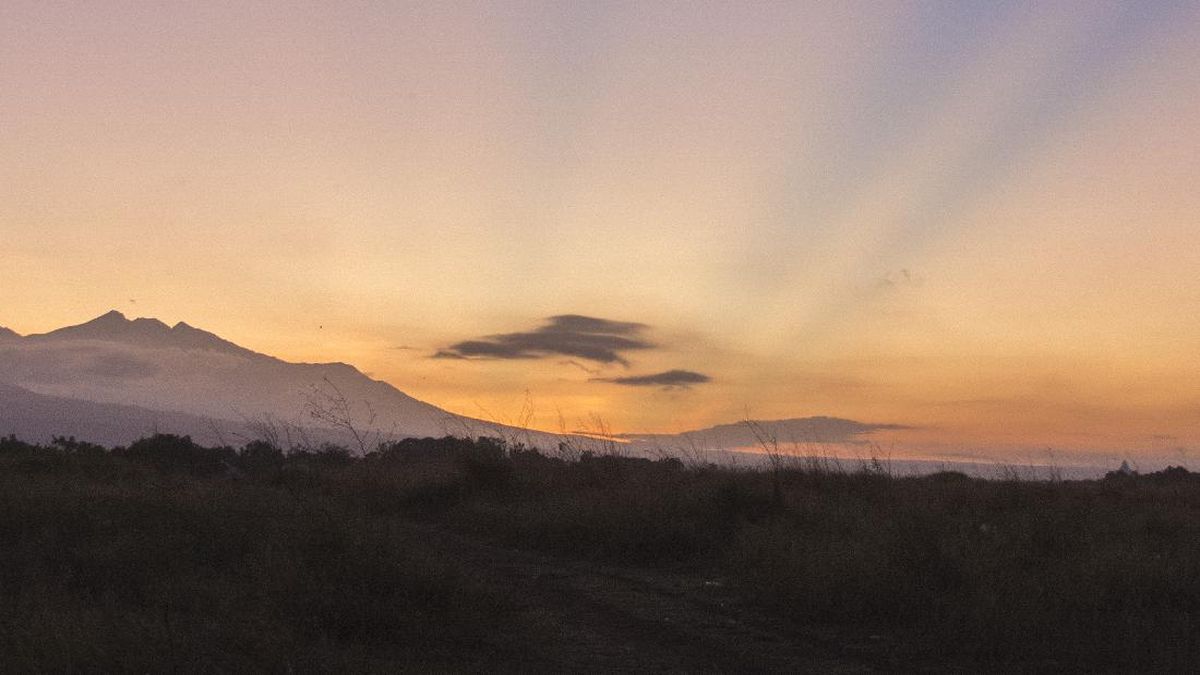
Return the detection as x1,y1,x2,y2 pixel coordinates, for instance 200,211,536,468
593,369,711,388
560,359,602,375
83,352,160,379
431,349,468,359
434,315,653,365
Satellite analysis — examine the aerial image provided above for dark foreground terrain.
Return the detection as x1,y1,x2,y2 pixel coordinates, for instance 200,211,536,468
0,434,1197,672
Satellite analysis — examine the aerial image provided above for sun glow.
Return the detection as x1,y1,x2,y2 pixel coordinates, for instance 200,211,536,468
3,2,1199,459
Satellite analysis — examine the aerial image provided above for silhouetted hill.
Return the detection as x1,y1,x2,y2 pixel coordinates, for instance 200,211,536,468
0,382,238,447
620,416,907,449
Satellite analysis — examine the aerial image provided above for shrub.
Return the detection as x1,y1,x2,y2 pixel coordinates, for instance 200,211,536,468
114,434,235,476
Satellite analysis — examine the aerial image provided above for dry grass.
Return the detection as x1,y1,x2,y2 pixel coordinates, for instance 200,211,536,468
1,433,1197,670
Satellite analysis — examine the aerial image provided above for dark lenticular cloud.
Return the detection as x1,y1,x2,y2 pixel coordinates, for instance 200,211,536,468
594,369,711,387
434,315,653,365
540,315,646,335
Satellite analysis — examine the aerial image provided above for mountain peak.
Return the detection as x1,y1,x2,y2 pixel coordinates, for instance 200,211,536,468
167,321,259,356
44,311,165,339
85,309,128,325
0,326,18,339
29,312,259,357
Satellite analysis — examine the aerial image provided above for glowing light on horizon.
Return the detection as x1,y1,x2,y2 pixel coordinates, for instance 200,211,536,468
2,1,1199,456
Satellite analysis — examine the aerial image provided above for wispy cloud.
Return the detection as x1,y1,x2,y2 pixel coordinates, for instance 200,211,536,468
560,359,602,375
83,352,161,380
593,369,711,388
434,315,653,365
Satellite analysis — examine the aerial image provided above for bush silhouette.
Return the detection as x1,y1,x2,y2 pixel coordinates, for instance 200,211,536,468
0,431,1198,670
115,434,235,475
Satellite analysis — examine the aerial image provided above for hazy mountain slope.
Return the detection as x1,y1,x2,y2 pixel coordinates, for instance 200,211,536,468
0,381,241,447
621,417,907,451
0,311,524,445
0,312,904,455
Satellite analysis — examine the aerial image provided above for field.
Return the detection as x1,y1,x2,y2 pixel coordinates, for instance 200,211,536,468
0,433,1197,672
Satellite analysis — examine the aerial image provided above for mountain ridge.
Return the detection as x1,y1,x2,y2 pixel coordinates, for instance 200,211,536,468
1,312,905,453
1,311,565,448
27,310,264,358
0,381,242,447
618,416,909,448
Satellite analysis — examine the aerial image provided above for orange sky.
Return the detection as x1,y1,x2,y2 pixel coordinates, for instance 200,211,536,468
3,2,1199,458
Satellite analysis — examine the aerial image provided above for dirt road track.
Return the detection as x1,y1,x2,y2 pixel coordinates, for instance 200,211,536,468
400,522,887,673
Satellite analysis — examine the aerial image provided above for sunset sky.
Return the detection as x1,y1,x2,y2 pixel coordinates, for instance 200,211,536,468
3,2,1199,459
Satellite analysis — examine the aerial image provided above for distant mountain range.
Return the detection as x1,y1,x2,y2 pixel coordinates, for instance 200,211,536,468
618,417,908,450
0,311,901,453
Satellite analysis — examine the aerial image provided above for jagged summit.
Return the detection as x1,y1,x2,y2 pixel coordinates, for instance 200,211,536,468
93,309,131,323
28,311,259,357
165,320,260,355
41,310,162,335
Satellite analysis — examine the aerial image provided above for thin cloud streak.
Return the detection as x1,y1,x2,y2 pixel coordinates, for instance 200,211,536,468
593,369,711,388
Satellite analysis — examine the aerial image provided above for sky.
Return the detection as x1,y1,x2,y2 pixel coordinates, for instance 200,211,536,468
2,1,1199,460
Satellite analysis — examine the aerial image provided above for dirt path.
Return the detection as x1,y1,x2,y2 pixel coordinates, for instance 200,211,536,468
398,521,888,673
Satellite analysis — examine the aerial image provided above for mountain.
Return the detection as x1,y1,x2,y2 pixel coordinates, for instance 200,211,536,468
620,417,908,451
0,311,902,455
28,310,257,356
0,381,242,447
1,311,535,448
